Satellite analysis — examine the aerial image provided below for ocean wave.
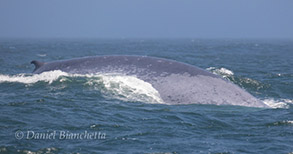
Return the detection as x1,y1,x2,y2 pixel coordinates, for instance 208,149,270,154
206,67,234,78
0,147,59,154
37,53,47,57
85,74,164,104
266,120,293,127
0,70,69,84
206,67,270,91
262,98,293,109
0,71,164,104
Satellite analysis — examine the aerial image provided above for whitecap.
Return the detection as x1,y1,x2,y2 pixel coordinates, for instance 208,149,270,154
0,70,68,84
85,74,165,104
206,67,234,78
262,98,293,109
37,54,47,57
0,71,165,104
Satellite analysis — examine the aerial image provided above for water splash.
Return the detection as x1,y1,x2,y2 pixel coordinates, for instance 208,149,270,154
262,98,293,109
207,67,270,91
206,67,293,109
206,67,234,78
0,70,68,84
0,71,164,104
85,74,164,104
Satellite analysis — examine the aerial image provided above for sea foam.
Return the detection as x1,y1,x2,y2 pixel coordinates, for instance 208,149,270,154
0,71,164,104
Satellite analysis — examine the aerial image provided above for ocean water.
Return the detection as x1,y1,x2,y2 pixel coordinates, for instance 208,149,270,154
0,39,292,154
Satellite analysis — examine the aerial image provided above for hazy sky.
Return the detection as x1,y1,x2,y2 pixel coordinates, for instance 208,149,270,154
0,0,292,38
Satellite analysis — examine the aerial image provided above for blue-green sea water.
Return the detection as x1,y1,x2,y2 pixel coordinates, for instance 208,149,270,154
0,39,293,153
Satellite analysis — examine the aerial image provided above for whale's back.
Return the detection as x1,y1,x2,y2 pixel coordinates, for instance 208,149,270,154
31,56,267,107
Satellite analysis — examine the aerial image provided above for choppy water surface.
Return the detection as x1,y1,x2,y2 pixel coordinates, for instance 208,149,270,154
0,39,292,153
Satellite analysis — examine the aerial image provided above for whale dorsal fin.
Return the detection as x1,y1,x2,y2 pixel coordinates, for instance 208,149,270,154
31,60,45,72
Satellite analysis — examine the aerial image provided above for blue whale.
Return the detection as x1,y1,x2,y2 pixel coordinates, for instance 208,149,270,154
31,55,267,108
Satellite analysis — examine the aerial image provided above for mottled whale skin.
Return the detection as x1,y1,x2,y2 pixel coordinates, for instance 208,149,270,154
31,55,267,108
